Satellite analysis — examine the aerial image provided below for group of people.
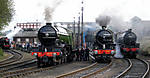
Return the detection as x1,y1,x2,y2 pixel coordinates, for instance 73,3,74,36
12,42,41,52
74,48,90,61
11,41,91,61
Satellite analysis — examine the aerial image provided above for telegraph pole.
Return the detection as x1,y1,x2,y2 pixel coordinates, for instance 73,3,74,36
77,13,80,49
73,17,76,48
81,0,84,49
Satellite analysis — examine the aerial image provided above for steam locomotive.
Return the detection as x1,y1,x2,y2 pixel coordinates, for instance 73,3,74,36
32,23,74,67
93,26,115,62
0,37,10,49
117,29,139,58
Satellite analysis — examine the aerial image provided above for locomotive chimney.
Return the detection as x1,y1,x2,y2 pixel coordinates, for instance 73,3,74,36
128,29,132,32
102,26,106,30
46,23,52,26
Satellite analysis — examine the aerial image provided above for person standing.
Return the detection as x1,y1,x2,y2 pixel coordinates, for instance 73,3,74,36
85,48,90,61
80,48,84,61
83,48,86,61
76,49,80,61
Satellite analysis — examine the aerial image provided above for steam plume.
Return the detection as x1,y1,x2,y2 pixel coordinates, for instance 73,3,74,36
96,15,111,26
6,27,21,40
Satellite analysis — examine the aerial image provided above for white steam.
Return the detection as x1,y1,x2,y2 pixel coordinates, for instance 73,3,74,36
109,15,131,32
114,43,124,58
96,9,131,32
6,27,21,40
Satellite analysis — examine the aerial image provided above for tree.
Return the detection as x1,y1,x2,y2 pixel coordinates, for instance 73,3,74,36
0,0,15,30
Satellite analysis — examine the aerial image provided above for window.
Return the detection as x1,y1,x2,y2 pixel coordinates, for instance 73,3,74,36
34,38,37,42
17,38,20,42
26,38,29,42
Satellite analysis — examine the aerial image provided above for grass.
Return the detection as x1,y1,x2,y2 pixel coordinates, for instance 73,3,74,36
0,48,7,61
0,48,3,56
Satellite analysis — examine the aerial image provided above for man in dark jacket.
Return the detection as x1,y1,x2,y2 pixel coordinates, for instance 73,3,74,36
76,49,80,61
85,48,90,61
80,48,84,61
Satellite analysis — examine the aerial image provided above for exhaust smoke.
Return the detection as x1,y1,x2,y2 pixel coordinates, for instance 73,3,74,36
44,7,54,22
43,0,63,23
96,15,111,26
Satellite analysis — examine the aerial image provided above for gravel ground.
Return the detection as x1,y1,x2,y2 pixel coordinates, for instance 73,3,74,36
24,61,93,78
89,59,129,78
65,63,108,78
12,50,35,61
137,54,150,77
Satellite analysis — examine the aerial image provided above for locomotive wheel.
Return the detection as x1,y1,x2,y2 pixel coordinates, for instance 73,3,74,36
37,58,43,68
65,56,67,63
132,54,136,59
62,56,66,63
57,59,61,65
37,61,41,68
45,62,49,67
67,55,72,62
60,58,63,64
106,58,111,63
48,59,54,65
38,61,45,67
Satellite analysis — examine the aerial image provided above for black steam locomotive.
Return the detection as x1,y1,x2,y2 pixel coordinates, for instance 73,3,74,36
117,29,139,58
0,37,10,49
32,23,74,67
93,26,115,62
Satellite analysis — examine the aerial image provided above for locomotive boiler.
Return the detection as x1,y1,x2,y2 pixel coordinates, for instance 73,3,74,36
117,29,140,58
93,26,116,62
32,23,73,67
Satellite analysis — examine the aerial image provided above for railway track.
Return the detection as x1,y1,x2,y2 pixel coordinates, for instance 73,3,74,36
0,50,23,66
0,50,38,78
1,62,99,78
0,58,36,73
56,61,112,78
0,58,84,78
1,63,60,78
0,52,14,64
115,58,149,78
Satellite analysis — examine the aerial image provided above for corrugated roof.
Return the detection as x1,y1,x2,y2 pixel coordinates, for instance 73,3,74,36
14,30,38,37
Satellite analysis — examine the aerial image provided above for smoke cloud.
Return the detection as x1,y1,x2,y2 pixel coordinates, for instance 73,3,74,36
44,0,63,22
109,15,131,32
44,7,54,22
96,9,131,32
96,15,111,26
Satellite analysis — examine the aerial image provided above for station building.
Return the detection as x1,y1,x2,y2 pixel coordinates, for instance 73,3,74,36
13,22,41,44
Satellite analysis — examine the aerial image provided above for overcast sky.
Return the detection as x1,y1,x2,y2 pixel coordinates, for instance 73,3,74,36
8,0,150,27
